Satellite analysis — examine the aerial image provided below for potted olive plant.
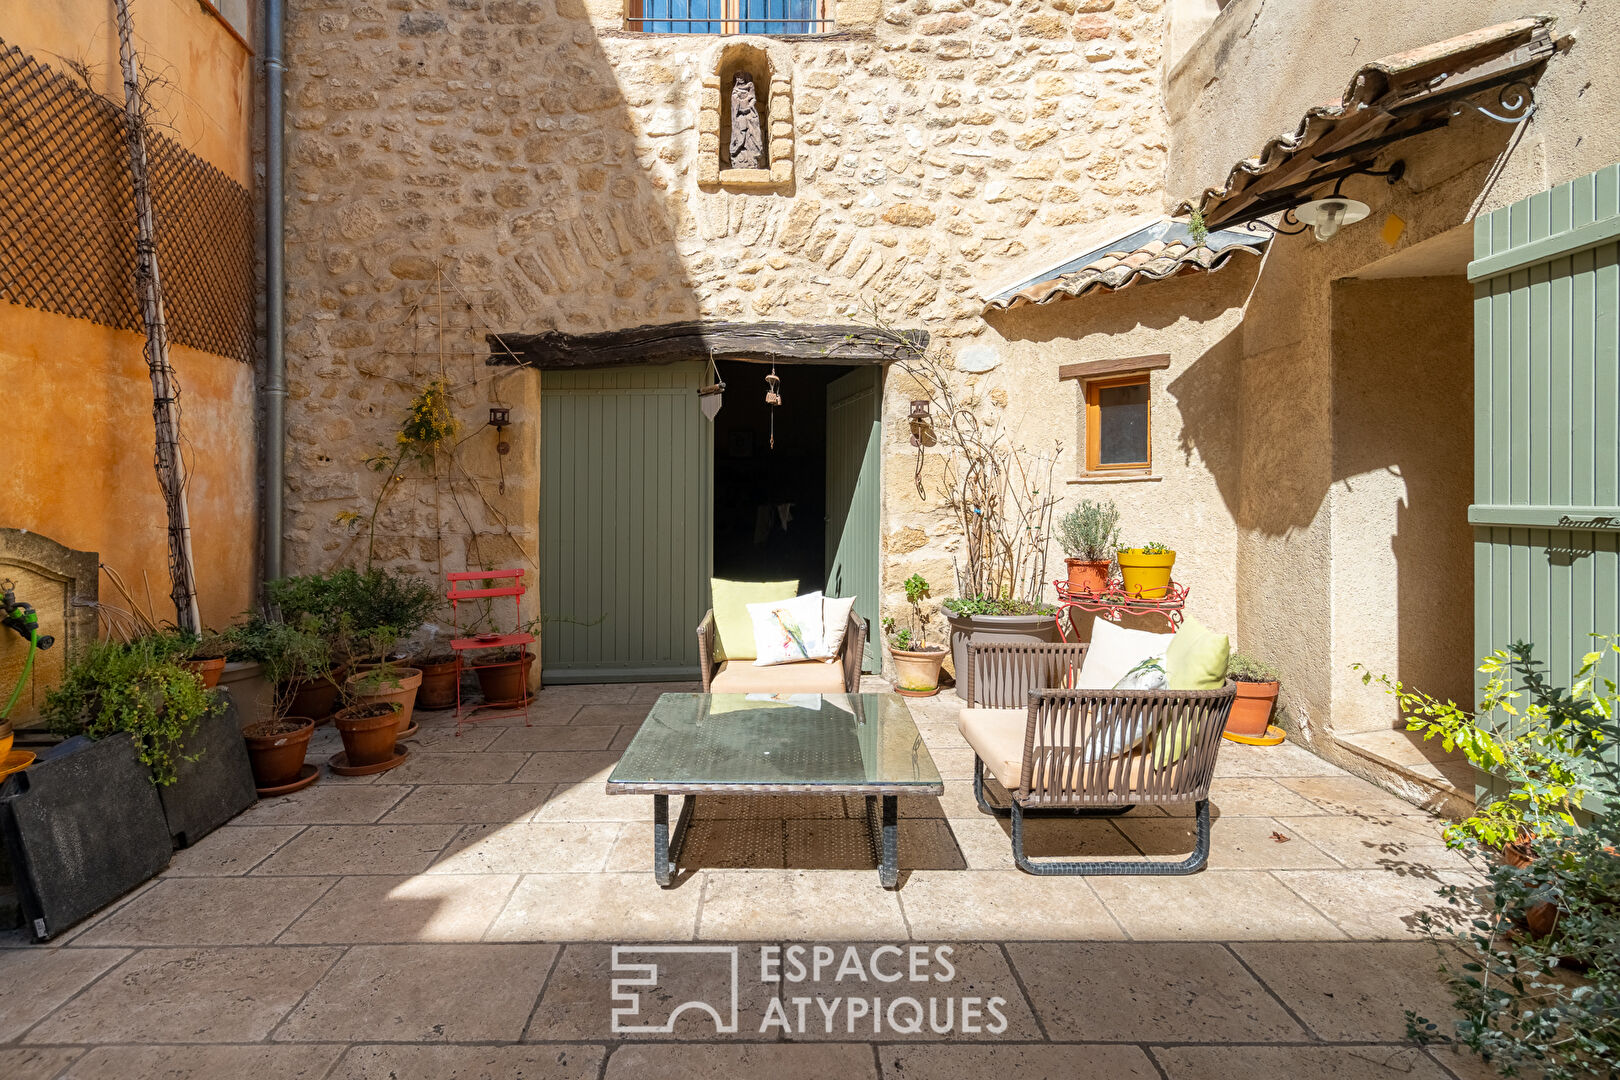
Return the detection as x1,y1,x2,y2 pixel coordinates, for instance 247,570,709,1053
228,616,328,793
1117,540,1176,599
1058,499,1120,594
1225,652,1280,736
885,574,947,698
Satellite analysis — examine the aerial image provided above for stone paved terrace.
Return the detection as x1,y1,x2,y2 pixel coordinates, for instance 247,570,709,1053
0,681,1496,1080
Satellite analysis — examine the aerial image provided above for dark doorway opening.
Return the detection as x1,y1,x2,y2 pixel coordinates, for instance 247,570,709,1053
711,362,858,593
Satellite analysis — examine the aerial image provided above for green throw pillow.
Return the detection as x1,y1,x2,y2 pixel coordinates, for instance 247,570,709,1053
711,578,798,662
1163,615,1230,691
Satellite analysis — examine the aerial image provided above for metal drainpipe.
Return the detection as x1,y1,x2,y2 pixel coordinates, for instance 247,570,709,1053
263,0,286,583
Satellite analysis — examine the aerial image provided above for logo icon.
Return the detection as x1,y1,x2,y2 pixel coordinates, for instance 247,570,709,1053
610,945,740,1034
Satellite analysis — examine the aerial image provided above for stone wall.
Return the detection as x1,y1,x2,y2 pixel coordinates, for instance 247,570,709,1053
280,0,1174,636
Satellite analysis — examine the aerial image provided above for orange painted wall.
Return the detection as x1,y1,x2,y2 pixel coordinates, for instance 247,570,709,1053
0,0,258,630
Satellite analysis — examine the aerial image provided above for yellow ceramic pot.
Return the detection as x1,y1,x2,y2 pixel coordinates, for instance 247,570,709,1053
1117,549,1176,599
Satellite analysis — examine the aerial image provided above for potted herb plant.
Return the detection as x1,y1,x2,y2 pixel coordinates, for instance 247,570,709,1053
884,574,947,698
330,698,405,772
1225,652,1281,736
1117,541,1176,599
180,629,231,688
1057,499,1120,594
344,662,423,739
228,616,328,793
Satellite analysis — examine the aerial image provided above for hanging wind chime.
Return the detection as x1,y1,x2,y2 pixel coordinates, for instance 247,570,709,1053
764,366,782,449
696,351,726,421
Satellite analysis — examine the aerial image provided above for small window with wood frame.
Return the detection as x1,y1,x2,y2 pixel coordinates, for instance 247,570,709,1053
626,0,834,34
1059,354,1168,477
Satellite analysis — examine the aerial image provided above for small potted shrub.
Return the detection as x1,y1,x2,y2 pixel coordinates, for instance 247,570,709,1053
412,650,459,710
885,574,947,698
180,629,231,688
344,662,423,739
230,617,328,793
1117,540,1176,599
1057,499,1120,594
330,699,405,770
1225,652,1281,736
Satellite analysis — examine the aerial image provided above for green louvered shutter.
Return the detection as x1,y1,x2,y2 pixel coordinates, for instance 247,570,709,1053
1470,164,1620,797
540,364,712,682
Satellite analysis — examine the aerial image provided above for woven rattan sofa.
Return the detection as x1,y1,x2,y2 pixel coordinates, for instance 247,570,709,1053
697,608,866,694
959,639,1236,876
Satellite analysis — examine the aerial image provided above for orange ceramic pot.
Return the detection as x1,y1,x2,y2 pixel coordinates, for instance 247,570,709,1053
1226,680,1279,736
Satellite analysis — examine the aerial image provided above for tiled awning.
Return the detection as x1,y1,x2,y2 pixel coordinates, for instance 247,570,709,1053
1183,17,1557,229
981,217,1268,313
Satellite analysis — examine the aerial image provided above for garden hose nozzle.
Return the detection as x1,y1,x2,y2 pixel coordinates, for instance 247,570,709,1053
1,582,54,651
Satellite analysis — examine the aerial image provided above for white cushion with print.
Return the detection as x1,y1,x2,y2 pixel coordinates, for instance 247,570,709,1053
1074,618,1173,688
820,595,857,662
748,592,827,666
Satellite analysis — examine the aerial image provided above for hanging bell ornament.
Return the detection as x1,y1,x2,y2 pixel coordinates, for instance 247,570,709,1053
764,369,782,407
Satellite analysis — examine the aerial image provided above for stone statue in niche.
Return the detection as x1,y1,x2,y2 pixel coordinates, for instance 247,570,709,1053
728,72,764,170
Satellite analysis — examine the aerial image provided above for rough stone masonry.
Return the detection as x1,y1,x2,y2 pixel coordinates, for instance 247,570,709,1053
281,0,1169,637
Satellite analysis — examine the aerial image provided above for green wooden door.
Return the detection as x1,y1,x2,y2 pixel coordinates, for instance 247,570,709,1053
825,367,882,672
1470,164,1620,790
540,364,712,682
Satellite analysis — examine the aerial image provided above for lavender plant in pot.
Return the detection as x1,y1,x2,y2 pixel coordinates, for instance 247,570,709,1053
1058,499,1120,594
885,574,946,698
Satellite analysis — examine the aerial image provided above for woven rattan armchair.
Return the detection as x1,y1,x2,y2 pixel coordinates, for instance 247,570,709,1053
960,640,1236,876
696,608,866,695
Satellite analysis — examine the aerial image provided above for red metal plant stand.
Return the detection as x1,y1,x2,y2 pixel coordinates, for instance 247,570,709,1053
1052,578,1190,640
448,569,534,734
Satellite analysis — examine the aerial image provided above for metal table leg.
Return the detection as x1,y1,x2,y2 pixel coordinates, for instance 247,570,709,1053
653,794,693,888
865,794,899,889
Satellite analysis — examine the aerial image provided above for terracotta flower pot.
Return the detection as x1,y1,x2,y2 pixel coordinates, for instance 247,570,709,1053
1117,549,1176,599
242,716,314,788
332,702,404,767
474,651,534,705
890,645,947,697
284,676,341,722
1226,680,1279,736
415,657,460,710
185,656,227,688
345,667,422,737
1064,558,1111,594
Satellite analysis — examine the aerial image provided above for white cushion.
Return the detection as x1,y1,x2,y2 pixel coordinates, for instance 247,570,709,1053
748,592,827,666
1074,619,1173,690
820,595,857,662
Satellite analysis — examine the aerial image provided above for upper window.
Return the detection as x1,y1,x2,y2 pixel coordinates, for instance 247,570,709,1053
1085,375,1151,473
627,0,834,34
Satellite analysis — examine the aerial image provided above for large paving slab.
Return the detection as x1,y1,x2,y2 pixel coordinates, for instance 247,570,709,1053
277,874,520,943
72,877,334,946
0,946,129,1041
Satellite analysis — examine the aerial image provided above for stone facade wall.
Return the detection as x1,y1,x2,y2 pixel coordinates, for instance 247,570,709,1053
280,0,1173,637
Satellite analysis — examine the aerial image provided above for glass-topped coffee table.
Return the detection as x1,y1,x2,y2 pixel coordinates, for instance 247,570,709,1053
607,693,943,888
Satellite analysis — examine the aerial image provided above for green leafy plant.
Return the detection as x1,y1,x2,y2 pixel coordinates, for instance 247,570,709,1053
42,635,225,785
1404,650,1620,1080
1227,652,1281,684
1133,541,1172,556
224,614,333,720
1058,500,1121,562
942,596,1056,617
1187,208,1209,248
1356,638,1617,851
268,568,439,664
886,574,941,651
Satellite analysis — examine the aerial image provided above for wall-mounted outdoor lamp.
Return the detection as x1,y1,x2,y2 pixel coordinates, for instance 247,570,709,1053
908,399,931,447
489,406,512,455
1256,159,1405,243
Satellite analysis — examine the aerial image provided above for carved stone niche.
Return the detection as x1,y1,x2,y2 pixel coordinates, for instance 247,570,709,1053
0,529,98,728
698,39,792,189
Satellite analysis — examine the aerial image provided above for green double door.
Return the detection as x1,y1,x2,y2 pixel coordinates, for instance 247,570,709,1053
540,362,882,682
1470,163,1620,794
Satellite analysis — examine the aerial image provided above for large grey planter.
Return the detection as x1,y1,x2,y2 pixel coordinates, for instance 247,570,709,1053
945,612,1061,699
219,660,272,727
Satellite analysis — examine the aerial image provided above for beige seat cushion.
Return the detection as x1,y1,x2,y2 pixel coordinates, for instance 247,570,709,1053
710,659,845,694
957,707,1027,790
958,707,1159,796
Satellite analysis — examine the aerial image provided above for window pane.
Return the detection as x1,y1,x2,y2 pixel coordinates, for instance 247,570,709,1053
739,0,819,32
644,0,723,33
1096,382,1149,466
